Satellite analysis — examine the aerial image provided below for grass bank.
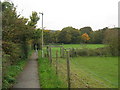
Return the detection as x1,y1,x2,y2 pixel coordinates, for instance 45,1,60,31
38,50,67,88
2,50,33,89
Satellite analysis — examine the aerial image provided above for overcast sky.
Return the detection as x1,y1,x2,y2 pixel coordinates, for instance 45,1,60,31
2,0,120,30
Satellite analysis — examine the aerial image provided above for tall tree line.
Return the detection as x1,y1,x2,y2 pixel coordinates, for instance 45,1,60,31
43,26,114,44
2,1,41,64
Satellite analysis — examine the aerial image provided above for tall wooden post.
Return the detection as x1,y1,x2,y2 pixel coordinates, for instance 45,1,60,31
56,50,58,75
66,51,70,89
49,47,52,64
46,46,49,57
60,47,62,58
62,47,64,58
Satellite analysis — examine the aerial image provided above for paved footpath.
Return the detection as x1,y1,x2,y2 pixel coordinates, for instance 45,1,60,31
13,51,40,88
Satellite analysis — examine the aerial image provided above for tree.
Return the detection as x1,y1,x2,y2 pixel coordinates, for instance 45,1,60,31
58,27,74,44
43,30,53,44
89,27,108,44
103,28,119,56
80,26,93,35
58,26,80,44
31,28,42,50
28,11,40,50
2,1,40,60
28,11,40,28
58,30,72,44
69,28,81,43
81,33,90,43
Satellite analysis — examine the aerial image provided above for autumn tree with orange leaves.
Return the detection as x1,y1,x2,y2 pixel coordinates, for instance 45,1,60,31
81,33,90,43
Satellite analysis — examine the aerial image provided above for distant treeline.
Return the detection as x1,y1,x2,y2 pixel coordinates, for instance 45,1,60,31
43,26,119,44
43,27,120,56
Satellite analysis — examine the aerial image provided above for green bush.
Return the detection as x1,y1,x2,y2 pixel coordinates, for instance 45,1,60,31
103,29,119,56
2,41,31,64
69,47,114,57
77,48,89,56
2,41,23,63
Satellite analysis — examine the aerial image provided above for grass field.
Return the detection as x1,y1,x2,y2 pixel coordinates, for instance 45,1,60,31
40,44,118,88
53,56,118,88
62,44,105,49
72,57,118,87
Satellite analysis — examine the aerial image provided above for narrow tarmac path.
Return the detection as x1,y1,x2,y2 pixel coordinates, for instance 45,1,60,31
13,51,40,88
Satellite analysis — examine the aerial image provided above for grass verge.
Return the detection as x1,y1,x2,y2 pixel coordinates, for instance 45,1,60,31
2,50,33,89
38,50,67,88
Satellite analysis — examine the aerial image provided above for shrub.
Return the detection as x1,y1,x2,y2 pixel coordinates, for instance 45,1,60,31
77,48,89,56
69,47,114,57
103,29,119,56
2,41,23,64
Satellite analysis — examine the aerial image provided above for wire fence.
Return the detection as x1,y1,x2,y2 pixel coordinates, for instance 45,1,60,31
42,45,117,88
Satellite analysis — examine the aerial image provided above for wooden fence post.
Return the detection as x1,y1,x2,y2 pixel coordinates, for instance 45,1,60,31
46,46,49,57
48,47,50,61
56,50,58,75
60,47,62,58
49,47,52,64
62,47,64,58
66,50,71,89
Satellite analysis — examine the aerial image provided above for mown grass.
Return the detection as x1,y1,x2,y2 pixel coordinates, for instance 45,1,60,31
70,57,118,87
38,50,67,88
2,50,33,89
52,56,118,88
62,44,105,49
46,44,105,49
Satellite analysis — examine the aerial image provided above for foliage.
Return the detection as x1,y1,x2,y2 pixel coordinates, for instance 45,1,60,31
28,11,40,28
58,27,72,44
32,28,42,50
103,28,119,56
2,1,40,89
80,26,93,35
2,41,24,63
58,26,81,44
69,47,113,57
89,30,104,44
81,33,90,43
2,1,40,60
43,30,54,44
42,26,114,45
